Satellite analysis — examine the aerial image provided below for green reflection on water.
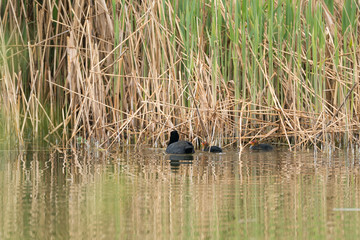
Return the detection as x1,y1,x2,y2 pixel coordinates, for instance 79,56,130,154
1,148,360,239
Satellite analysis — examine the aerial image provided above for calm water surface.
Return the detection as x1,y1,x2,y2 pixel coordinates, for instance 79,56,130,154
1,146,360,239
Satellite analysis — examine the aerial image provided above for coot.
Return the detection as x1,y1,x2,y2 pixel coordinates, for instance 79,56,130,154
202,142,222,153
166,130,195,154
249,140,273,151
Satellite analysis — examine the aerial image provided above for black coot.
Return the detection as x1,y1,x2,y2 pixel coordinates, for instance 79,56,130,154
249,140,273,151
202,142,222,153
166,130,195,154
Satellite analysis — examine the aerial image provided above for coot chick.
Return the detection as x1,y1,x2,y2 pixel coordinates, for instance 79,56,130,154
249,140,273,151
166,130,195,154
202,142,222,153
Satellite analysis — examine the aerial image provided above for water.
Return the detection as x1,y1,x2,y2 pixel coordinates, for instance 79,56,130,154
1,146,360,239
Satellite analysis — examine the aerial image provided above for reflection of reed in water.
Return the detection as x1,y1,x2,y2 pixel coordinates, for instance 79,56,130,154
3,148,360,239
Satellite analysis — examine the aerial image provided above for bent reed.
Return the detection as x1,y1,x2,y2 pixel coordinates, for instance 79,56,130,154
0,0,359,150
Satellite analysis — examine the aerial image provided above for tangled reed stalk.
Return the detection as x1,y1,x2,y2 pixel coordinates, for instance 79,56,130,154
0,0,359,150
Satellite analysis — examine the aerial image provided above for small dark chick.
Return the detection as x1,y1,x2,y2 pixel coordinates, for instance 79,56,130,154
249,140,273,151
202,142,222,153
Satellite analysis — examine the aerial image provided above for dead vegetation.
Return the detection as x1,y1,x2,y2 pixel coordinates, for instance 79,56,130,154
0,0,359,150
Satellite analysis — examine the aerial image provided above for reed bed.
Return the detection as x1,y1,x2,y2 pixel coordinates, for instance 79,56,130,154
0,0,359,150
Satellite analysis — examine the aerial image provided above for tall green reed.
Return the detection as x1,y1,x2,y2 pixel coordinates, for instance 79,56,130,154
1,0,360,149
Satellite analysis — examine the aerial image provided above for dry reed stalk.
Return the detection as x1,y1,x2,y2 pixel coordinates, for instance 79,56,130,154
1,0,360,151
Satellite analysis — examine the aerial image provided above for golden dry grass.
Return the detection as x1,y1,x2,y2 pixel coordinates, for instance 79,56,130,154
0,0,359,150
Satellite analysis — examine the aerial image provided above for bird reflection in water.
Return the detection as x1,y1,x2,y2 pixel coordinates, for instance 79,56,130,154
169,154,194,172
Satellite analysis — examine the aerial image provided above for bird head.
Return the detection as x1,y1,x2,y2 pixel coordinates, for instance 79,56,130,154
201,141,209,147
